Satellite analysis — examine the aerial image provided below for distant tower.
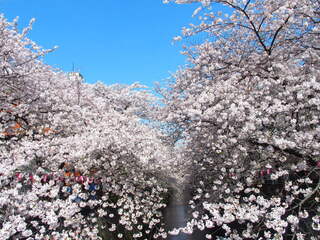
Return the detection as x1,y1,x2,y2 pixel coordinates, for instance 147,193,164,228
68,72,84,82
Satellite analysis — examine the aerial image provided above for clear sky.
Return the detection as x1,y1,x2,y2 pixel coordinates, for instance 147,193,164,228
0,0,204,87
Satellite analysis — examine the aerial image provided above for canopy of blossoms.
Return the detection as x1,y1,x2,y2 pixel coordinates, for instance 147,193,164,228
160,0,320,239
1,0,320,239
0,15,176,240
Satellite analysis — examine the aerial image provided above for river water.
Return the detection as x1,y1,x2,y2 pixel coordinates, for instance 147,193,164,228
164,192,191,240
163,179,229,240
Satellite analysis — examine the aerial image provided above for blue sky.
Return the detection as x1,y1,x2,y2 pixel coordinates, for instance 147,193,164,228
0,0,205,86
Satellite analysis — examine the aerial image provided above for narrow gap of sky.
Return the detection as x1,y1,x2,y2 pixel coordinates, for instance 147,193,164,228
0,0,214,87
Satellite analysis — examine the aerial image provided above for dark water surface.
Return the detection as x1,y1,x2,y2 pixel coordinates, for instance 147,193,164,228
165,201,191,240
163,179,229,240
164,179,192,240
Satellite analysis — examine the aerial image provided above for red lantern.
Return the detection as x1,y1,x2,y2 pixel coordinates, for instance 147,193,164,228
15,172,23,181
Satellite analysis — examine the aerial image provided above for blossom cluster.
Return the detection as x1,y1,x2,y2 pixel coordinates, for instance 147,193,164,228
0,15,174,240
160,0,320,239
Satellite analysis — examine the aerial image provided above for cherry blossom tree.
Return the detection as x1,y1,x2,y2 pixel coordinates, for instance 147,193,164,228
0,15,175,240
162,0,320,239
